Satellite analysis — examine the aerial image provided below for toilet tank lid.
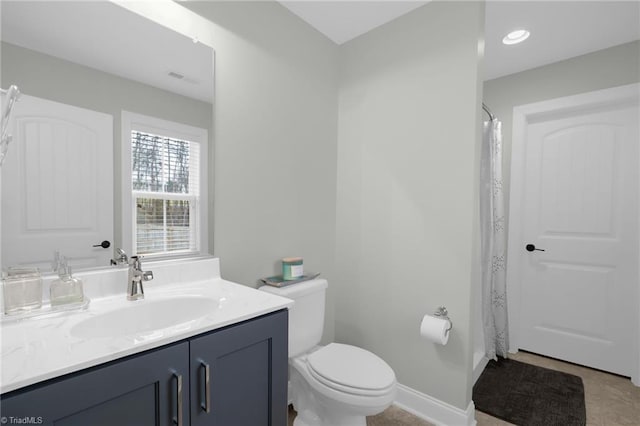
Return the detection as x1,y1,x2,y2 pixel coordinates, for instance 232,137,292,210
259,278,327,298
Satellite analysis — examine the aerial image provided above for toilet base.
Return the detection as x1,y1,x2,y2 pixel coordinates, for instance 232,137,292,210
289,357,394,426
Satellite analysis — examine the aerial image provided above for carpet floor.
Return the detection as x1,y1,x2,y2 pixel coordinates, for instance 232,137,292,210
473,358,586,426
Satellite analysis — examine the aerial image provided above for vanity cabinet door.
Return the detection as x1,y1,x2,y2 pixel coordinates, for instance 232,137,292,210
0,342,189,426
190,309,288,426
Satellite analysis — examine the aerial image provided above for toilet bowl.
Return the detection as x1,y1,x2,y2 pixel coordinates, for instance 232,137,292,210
290,343,396,426
259,279,397,426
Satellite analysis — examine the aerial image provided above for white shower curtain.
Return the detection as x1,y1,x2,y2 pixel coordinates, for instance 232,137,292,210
480,119,508,360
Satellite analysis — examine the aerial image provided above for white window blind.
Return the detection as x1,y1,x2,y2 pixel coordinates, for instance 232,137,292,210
131,130,200,256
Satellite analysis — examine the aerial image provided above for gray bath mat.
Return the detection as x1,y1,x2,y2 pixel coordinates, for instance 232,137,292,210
473,358,586,426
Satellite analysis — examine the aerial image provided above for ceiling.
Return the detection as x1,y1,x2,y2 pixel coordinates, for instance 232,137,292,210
484,1,640,80
279,0,640,81
2,1,638,94
1,1,214,103
280,1,429,44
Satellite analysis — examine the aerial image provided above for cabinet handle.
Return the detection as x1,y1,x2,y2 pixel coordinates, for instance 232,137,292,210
200,361,211,413
173,372,183,426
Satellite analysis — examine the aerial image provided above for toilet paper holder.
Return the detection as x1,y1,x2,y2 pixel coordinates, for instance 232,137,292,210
434,306,453,334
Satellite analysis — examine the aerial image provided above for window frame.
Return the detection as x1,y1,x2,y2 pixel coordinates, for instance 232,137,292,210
121,111,208,260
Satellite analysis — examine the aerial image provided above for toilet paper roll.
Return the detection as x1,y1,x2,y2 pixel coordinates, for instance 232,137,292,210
420,314,451,345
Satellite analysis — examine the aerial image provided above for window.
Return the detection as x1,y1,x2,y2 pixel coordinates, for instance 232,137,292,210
122,112,208,258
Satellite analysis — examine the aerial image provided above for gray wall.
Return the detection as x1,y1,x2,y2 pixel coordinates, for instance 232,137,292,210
335,1,485,410
484,40,640,232
1,41,213,252
181,1,339,342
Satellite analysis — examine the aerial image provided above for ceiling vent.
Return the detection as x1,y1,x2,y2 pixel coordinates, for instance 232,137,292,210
168,71,185,80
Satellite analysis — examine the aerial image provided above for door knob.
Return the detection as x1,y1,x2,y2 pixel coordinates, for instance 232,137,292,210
93,240,111,249
525,244,545,252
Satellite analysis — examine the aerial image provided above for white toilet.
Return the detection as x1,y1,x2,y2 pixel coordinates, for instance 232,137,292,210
260,279,397,426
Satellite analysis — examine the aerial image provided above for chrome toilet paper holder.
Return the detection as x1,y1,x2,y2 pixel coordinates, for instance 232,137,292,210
434,306,453,334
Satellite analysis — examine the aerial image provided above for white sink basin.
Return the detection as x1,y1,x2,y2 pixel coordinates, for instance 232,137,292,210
71,297,218,339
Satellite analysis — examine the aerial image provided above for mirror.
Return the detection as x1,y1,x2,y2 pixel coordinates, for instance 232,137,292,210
1,1,213,271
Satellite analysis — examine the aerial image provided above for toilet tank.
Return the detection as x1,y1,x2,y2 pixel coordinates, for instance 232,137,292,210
259,279,328,357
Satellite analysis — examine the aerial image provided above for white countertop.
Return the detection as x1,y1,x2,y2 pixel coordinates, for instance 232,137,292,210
0,257,293,394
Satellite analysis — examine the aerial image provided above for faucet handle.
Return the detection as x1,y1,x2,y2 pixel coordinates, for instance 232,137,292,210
129,255,141,268
142,270,154,281
111,248,128,265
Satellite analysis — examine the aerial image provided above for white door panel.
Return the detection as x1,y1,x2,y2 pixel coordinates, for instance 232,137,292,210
1,95,113,270
519,103,638,376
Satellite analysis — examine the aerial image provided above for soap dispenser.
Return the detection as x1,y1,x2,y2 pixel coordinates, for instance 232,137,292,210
50,256,84,306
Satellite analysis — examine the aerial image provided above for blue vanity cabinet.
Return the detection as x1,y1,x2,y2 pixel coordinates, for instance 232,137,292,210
190,309,289,426
1,309,288,426
0,342,190,426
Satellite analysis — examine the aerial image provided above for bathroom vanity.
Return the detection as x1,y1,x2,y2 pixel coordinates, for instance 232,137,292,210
0,257,292,426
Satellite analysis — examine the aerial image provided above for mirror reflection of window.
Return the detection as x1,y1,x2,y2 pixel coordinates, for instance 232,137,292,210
122,112,208,260
131,130,200,255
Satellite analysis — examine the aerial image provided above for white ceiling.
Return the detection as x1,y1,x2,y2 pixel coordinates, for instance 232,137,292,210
280,1,429,44
279,1,640,81
484,1,640,80
1,1,214,103
2,1,638,95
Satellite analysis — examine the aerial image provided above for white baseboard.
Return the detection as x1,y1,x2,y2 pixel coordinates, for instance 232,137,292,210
472,353,489,385
395,383,476,426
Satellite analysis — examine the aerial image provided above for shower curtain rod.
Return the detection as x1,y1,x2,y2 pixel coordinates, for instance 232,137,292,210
482,102,496,121
1,85,21,167
1,86,22,96
1,86,21,124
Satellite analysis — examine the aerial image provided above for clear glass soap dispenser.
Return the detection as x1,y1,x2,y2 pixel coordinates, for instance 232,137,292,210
50,256,84,306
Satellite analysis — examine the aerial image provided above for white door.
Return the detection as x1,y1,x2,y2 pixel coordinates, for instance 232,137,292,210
512,89,638,377
1,95,113,270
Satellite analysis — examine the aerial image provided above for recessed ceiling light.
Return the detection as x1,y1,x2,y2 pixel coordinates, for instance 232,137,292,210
502,29,530,45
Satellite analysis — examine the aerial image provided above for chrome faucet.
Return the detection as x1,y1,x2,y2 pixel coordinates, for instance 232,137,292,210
127,256,153,301
111,248,129,266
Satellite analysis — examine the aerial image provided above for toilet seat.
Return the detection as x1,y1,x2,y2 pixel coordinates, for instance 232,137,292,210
306,343,396,397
